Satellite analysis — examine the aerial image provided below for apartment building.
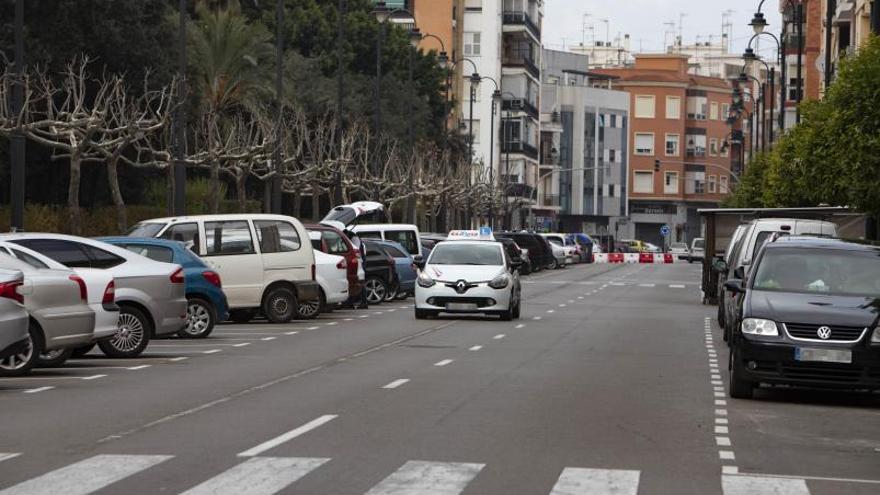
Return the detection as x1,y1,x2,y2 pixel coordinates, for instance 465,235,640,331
822,0,879,90
569,35,634,69
594,54,735,246
538,49,630,234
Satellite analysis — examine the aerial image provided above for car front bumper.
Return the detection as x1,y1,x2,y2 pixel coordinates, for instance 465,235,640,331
735,339,880,390
415,282,512,314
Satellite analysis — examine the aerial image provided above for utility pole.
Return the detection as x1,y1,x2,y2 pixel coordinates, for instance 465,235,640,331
10,0,25,231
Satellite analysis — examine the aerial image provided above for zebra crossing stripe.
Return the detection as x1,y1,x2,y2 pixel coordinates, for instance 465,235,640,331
0,454,172,495
549,467,641,495
179,457,330,495
722,474,810,495
365,460,485,495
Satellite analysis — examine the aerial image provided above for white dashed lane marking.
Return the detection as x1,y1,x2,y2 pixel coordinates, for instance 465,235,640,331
382,379,410,390
468,345,482,351
22,386,53,394
434,359,454,367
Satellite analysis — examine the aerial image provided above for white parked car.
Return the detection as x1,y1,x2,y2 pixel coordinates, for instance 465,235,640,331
298,241,350,318
0,269,29,364
128,214,320,323
0,254,95,375
0,241,118,358
669,242,690,259
546,240,569,269
414,233,522,320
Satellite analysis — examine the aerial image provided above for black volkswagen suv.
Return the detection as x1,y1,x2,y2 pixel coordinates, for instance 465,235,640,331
724,237,880,399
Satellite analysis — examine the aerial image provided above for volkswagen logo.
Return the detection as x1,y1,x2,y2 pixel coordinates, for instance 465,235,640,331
455,280,468,294
816,326,832,340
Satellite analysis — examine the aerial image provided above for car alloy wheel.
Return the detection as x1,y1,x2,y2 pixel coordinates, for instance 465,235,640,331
364,277,387,305
0,335,33,372
298,299,321,319
112,312,146,352
180,298,215,338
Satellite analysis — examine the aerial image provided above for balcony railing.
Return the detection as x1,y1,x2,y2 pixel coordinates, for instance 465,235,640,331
501,98,539,120
501,141,539,160
686,148,707,158
505,182,535,198
539,194,560,207
502,54,540,80
502,11,541,39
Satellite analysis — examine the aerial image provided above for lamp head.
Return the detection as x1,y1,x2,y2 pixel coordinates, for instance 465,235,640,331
408,27,422,48
372,1,390,23
737,72,750,84
749,12,767,34
470,72,482,88
437,51,449,69
742,47,758,62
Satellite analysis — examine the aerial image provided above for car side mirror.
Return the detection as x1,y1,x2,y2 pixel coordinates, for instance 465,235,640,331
412,254,423,263
733,266,745,280
724,279,744,294
712,258,729,274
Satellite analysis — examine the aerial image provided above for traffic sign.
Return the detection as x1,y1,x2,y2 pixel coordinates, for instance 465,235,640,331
660,225,670,237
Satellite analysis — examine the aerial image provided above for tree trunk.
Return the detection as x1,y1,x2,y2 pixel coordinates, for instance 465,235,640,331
237,172,248,213
311,185,320,221
67,154,83,235
210,160,220,214
292,192,302,218
106,156,127,233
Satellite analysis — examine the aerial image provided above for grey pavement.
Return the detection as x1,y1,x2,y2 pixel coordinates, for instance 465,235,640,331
0,262,877,494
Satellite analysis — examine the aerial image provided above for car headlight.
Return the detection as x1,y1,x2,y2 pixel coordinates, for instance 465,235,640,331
871,327,880,344
741,318,779,337
488,273,510,289
417,272,435,288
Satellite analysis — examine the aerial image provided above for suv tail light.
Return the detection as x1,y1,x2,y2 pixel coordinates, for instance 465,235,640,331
202,271,222,288
336,258,347,270
170,267,185,284
102,280,116,305
0,279,24,304
311,263,316,281
69,275,88,301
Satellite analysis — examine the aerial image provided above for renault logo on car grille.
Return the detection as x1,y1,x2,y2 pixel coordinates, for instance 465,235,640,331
816,326,832,340
447,280,475,294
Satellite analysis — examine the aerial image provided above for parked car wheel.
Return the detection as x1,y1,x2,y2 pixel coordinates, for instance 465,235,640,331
36,348,73,368
384,282,398,302
0,323,41,377
498,306,514,321
99,305,152,358
364,277,387,305
512,299,521,319
70,343,95,358
228,309,257,324
548,258,559,270
263,287,297,323
178,296,216,339
728,347,755,399
296,290,323,320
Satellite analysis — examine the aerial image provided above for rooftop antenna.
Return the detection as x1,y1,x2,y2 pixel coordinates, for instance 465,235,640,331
600,18,610,46
678,12,687,52
663,21,675,52
581,13,591,47
722,9,735,53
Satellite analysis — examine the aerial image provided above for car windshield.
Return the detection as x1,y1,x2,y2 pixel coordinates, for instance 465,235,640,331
693,239,705,249
428,243,503,266
127,223,165,238
751,247,880,297
671,243,687,249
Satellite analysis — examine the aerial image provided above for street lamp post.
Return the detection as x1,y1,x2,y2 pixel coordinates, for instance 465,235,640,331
10,0,25,231
751,0,801,124
742,50,774,147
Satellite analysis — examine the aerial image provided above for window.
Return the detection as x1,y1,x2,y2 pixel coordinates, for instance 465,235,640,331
80,245,126,269
464,32,481,57
358,231,382,240
160,222,199,250
609,149,616,163
634,133,654,155
205,221,255,256
633,171,654,193
8,247,49,269
254,220,301,253
721,103,730,119
710,102,719,120
13,239,91,268
664,172,679,194
608,184,616,197
686,96,708,120
665,134,679,156
666,96,681,119
708,175,717,193
322,231,349,255
686,135,707,157
720,175,729,193
464,0,482,10
720,142,729,157
634,95,656,119
122,244,174,264
709,138,719,156
610,114,617,128
385,230,418,255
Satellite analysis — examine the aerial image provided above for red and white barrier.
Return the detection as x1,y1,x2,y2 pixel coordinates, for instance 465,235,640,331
591,252,679,264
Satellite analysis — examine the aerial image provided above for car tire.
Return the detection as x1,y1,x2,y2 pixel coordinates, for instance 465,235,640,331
179,296,216,339
99,305,152,358
384,282,398,302
296,290,323,320
36,348,73,368
263,287,297,323
0,322,42,377
415,308,431,319
70,343,96,358
512,299,521,319
228,309,257,324
364,277,387,305
728,347,755,399
499,306,514,321
548,259,559,270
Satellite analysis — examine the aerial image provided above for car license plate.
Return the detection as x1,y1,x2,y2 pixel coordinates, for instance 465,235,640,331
446,303,477,311
794,347,852,364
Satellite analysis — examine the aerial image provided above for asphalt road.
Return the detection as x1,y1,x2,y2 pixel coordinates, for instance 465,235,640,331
1,262,878,494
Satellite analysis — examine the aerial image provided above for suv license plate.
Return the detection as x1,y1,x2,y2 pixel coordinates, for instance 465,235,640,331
447,303,477,311
795,347,852,364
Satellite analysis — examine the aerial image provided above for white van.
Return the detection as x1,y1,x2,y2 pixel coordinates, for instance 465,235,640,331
732,218,838,275
351,224,424,259
128,214,320,323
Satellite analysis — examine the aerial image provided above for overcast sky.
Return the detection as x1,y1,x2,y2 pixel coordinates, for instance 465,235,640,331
543,0,783,58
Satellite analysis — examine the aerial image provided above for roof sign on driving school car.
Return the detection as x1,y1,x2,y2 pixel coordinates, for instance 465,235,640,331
447,228,495,241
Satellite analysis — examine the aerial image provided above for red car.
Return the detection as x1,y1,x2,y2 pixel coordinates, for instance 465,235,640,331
306,224,363,303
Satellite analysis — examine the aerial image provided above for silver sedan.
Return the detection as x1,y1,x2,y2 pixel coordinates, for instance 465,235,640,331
0,269,29,363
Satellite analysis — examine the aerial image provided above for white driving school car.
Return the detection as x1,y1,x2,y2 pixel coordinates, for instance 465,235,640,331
414,230,522,320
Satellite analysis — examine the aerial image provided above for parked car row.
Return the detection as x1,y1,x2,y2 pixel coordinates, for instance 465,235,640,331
710,217,880,398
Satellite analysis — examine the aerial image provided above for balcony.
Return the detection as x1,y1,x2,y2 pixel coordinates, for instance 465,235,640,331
502,54,540,80
686,148,707,158
502,11,541,40
501,98,539,120
501,141,539,161
539,194,561,207
505,182,535,199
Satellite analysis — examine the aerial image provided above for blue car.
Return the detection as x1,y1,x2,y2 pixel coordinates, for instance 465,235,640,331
371,239,417,301
99,237,229,338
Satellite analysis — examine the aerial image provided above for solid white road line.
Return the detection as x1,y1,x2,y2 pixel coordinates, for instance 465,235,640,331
469,346,482,351
0,454,172,495
365,460,485,495
549,467,641,495
180,457,330,495
22,386,54,394
382,379,410,389
127,365,151,370
722,474,810,495
434,359,454,367
238,415,338,458
0,453,20,463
